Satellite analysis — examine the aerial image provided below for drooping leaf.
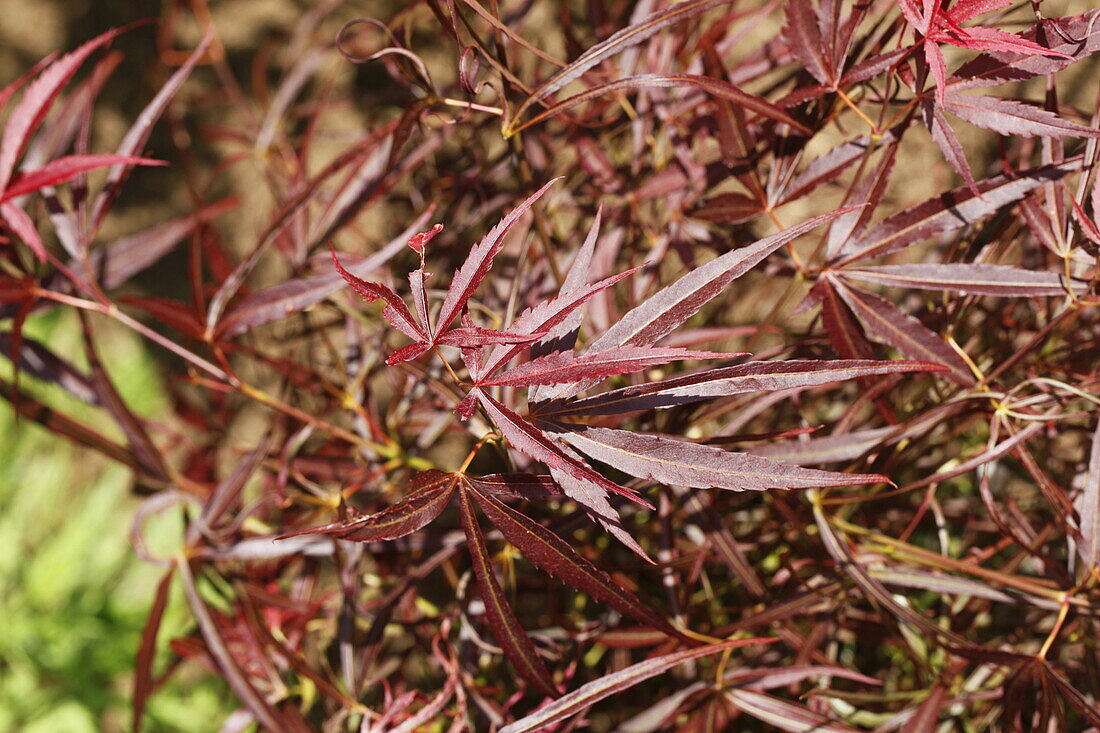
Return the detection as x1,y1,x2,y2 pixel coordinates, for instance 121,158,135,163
543,359,941,417
469,487,684,638
457,484,559,698
436,179,560,332
842,263,1075,297
554,424,890,491
133,567,175,733
499,638,776,733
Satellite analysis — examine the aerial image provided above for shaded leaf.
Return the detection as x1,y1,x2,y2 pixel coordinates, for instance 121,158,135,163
457,484,559,698
466,473,561,500
469,488,684,638
477,346,733,388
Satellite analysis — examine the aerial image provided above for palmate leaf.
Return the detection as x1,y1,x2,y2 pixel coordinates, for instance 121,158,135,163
552,424,890,491
457,484,559,698
499,638,776,733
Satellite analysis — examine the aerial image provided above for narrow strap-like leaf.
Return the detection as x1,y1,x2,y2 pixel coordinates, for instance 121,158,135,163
499,638,775,733
478,346,734,388
556,424,890,491
587,209,850,353
544,359,941,417
1076,421,1100,571
469,487,684,639
436,179,560,332
725,688,861,732
282,471,457,542
457,484,559,698
842,263,1074,297
835,158,1081,265
513,0,729,119
832,279,974,385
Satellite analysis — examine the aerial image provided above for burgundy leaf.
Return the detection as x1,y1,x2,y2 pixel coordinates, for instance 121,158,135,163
219,207,429,337
920,98,978,193
89,33,212,232
510,74,811,137
434,326,547,348
0,28,124,191
777,129,899,207
691,192,762,225
548,464,653,560
1076,421,1100,571
384,342,432,366
943,92,1100,139
499,638,776,733
282,471,458,542
2,153,164,201
725,689,861,732
457,484,559,698
513,0,734,117
133,567,175,733
783,0,832,85
834,159,1080,264
477,346,734,388
545,359,941,417
331,248,425,340
1,200,47,261
482,264,645,379
950,9,1100,90
88,197,237,290
825,141,899,258
819,280,877,360
556,424,890,491
832,279,974,385
588,208,852,351
466,473,562,500
436,179,560,333
469,488,684,639
842,263,1075,297
476,391,649,506
749,426,898,464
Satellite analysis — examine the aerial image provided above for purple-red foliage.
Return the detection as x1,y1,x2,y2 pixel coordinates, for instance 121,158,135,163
1,1,1099,730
